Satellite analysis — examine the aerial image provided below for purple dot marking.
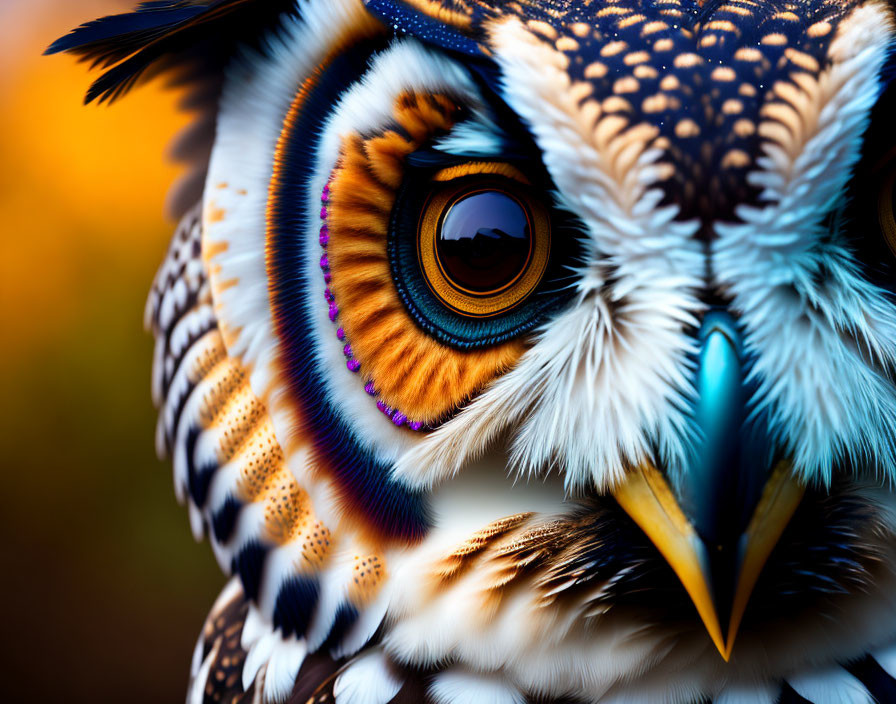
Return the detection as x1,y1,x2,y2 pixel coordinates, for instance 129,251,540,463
318,180,431,433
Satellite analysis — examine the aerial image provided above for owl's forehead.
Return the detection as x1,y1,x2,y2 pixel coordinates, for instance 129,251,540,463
395,0,859,39
390,0,860,68
377,0,875,218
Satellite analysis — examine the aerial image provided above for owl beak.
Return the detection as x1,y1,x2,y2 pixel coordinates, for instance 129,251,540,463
612,460,804,661
611,308,805,659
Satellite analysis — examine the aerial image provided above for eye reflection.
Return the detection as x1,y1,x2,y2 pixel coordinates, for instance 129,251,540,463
437,190,532,295
415,175,551,319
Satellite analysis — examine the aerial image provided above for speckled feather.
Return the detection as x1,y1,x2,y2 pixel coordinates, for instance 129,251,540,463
368,0,862,223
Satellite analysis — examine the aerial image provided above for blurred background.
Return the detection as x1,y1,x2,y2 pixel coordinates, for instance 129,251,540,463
0,1,222,701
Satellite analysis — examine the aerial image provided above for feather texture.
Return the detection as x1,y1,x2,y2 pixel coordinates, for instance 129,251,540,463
58,0,896,701
46,0,297,103
786,668,873,704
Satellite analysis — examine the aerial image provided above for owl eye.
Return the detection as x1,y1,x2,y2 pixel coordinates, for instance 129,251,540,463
418,180,551,318
390,161,572,349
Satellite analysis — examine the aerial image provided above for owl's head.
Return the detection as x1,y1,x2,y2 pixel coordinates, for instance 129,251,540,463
53,0,896,693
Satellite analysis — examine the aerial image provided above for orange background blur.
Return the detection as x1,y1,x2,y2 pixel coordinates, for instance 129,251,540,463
0,1,221,701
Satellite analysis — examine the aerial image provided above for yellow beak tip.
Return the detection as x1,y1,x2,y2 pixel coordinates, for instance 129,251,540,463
612,462,806,666
702,619,731,662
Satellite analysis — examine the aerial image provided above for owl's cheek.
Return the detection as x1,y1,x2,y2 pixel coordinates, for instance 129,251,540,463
201,29,575,540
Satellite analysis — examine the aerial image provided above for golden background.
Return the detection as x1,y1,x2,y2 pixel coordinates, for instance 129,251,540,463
1,1,222,700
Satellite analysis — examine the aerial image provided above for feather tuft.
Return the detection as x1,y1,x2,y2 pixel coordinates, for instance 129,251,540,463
46,0,298,104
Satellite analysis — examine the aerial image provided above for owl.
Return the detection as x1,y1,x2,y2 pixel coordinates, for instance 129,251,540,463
51,0,896,702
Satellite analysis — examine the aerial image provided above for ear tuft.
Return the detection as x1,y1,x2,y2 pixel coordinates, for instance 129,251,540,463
45,0,298,104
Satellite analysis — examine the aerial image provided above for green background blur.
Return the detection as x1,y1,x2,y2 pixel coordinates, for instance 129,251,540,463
0,1,222,701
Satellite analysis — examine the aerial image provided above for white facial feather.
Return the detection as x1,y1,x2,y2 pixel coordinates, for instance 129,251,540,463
712,3,896,486
203,0,367,391
433,106,507,156
393,17,704,492
305,40,499,465
200,0,385,532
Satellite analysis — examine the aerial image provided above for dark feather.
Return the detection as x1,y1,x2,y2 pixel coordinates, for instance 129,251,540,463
45,3,208,65
232,539,268,602
363,0,485,57
193,581,257,704
776,685,813,704
45,0,298,104
273,576,321,638
847,654,896,704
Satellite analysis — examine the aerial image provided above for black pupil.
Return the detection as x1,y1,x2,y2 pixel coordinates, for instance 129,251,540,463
437,190,531,294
